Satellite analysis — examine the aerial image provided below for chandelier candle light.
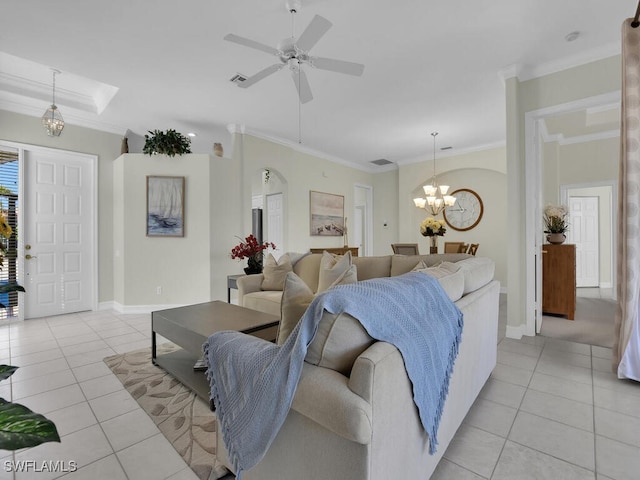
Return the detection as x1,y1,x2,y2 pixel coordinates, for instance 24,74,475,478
42,69,64,137
414,132,456,216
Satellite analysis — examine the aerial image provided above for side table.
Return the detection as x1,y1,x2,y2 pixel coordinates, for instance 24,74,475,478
227,274,245,303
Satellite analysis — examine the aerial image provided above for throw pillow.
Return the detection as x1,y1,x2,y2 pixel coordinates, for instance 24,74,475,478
261,254,293,291
317,251,353,293
277,266,358,345
414,266,465,302
277,272,314,344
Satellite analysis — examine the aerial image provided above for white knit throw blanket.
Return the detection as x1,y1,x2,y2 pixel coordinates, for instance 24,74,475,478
204,272,463,479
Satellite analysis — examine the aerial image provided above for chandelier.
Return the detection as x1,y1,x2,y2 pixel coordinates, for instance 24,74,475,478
413,132,456,216
42,69,64,137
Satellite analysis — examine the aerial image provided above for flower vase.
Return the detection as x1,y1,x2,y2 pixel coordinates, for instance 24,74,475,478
546,233,566,245
244,253,263,275
429,236,438,254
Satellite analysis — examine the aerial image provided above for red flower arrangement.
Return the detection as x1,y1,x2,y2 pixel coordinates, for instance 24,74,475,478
231,234,276,274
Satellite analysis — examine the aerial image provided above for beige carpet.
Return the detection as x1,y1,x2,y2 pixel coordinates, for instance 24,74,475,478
104,347,232,480
540,296,616,348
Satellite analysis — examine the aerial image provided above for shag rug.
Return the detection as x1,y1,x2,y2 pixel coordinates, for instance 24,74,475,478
104,346,233,480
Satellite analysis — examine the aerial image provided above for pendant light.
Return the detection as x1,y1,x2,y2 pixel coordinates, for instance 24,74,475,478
42,69,64,137
413,132,456,215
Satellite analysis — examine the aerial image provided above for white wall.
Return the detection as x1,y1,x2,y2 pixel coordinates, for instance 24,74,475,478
398,147,507,287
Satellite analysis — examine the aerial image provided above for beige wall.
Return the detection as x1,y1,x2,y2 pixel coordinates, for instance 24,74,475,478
507,55,621,337
398,147,507,287
234,134,379,254
0,109,121,304
113,154,215,307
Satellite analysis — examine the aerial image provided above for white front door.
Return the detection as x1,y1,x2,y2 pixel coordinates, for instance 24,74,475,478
568,196,599,287
266,193,284,259
23,147,96,319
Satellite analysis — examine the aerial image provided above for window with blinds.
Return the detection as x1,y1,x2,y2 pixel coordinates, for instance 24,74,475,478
0,148,19,320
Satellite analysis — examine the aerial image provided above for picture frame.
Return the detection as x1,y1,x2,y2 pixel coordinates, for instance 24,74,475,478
309,191,344,236
146,176,185,237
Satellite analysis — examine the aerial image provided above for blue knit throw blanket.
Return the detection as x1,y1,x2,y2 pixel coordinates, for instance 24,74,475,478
203,272,463,479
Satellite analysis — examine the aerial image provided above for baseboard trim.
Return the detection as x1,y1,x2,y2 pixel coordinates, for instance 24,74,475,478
108,302,185,315
506,324,527,340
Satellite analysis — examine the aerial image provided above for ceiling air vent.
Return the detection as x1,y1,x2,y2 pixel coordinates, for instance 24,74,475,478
230,74,248,84
370,158,392,166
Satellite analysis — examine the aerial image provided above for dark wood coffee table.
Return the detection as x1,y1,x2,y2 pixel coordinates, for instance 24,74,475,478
151,301,279,403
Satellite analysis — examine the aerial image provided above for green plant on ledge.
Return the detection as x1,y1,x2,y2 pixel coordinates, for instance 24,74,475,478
143,129,192,157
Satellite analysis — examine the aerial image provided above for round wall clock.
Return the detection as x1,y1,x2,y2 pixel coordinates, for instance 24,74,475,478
443,188,484,231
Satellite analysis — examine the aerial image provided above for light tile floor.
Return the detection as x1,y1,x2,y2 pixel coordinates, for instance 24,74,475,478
0,301,637,479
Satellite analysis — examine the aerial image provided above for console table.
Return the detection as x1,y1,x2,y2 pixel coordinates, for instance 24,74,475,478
542,244,576,320
310,247,359,256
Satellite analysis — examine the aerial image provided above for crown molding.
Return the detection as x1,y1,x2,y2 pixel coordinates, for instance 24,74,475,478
225,123,390,173
396,140,506,167
0,99,127,136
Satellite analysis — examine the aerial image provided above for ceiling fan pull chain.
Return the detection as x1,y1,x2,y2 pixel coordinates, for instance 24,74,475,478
298,67,302,144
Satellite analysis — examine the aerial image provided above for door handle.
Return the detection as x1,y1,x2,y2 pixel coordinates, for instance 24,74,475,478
25,254,37,260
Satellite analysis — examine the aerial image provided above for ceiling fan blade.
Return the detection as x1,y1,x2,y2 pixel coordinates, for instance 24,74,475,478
292,68,313,104
311,56,365,76
240,64,284,88
224,33,279,56
296,15,332,52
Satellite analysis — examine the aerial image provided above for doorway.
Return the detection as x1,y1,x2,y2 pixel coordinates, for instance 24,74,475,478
353,184,373,256
0,141,98,320
525,93,619,344
561,183,615,291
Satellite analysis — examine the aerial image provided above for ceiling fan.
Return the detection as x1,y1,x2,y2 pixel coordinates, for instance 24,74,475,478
224,1,365,104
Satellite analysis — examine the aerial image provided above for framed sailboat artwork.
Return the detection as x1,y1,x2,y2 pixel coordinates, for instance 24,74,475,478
146,176,185,237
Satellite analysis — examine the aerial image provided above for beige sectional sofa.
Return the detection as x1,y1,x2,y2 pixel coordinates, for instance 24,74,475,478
237,252,478,317
217,253,500,479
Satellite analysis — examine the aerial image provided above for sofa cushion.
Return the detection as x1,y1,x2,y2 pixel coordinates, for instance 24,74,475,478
317,251,353,293
352,255,392,280
440,257,495,294
412,261,465,302
278,273,315,344
261,254,293,291
242,290,283,318
305,311,374,376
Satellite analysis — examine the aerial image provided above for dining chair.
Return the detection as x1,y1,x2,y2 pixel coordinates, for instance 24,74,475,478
391,243,420,255
468,243,479,255
444,242,464,253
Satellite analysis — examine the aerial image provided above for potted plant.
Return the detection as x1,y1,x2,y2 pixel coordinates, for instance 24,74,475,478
230,234,276,274
543,205,569,244
0,213,57,450
143,129,192,157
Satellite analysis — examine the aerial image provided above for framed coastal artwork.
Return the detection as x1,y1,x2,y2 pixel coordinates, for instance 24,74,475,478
309,191,344,236
146,176,185,237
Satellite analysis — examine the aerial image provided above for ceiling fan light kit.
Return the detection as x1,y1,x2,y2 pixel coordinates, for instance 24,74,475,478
224,2,364,104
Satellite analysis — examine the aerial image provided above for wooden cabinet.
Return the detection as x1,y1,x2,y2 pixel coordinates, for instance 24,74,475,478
542,244,576,320
310,247,359,257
